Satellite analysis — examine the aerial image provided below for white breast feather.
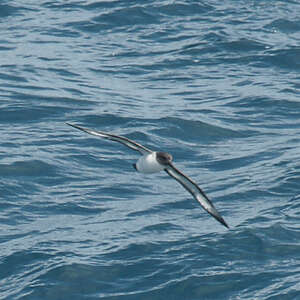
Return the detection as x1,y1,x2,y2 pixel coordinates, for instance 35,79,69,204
136,152,165,174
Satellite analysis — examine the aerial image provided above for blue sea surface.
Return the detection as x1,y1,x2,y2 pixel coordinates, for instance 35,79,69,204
1,0,300,299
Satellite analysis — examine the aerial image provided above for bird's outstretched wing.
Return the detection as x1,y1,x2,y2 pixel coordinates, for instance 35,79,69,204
67,123,152,155
165,163,229,228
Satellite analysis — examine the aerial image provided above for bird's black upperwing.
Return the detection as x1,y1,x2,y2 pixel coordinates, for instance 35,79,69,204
165,163,229,228
67,123,152,155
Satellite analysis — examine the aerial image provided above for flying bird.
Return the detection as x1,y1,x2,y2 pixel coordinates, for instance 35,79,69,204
67,123,229,228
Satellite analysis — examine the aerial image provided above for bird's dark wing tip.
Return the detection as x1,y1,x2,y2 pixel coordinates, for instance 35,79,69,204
66,122,85,132
210,205,229,229
66,122,77,128
218,216,229,229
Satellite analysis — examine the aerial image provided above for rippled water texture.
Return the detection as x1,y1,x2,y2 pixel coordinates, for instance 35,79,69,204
1,0,300,299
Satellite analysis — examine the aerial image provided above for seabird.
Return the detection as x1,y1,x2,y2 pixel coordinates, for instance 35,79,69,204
67,123,229,228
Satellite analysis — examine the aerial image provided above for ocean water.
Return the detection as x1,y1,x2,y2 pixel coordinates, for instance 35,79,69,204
1,0,300,299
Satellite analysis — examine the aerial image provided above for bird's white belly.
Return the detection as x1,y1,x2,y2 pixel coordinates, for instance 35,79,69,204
135,152,165,174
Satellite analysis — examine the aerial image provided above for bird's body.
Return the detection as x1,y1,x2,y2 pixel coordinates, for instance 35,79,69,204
135,152,172,174
135,152,163,173
67,123,229,229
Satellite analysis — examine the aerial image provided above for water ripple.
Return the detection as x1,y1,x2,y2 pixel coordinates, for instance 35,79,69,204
1,0,300,299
